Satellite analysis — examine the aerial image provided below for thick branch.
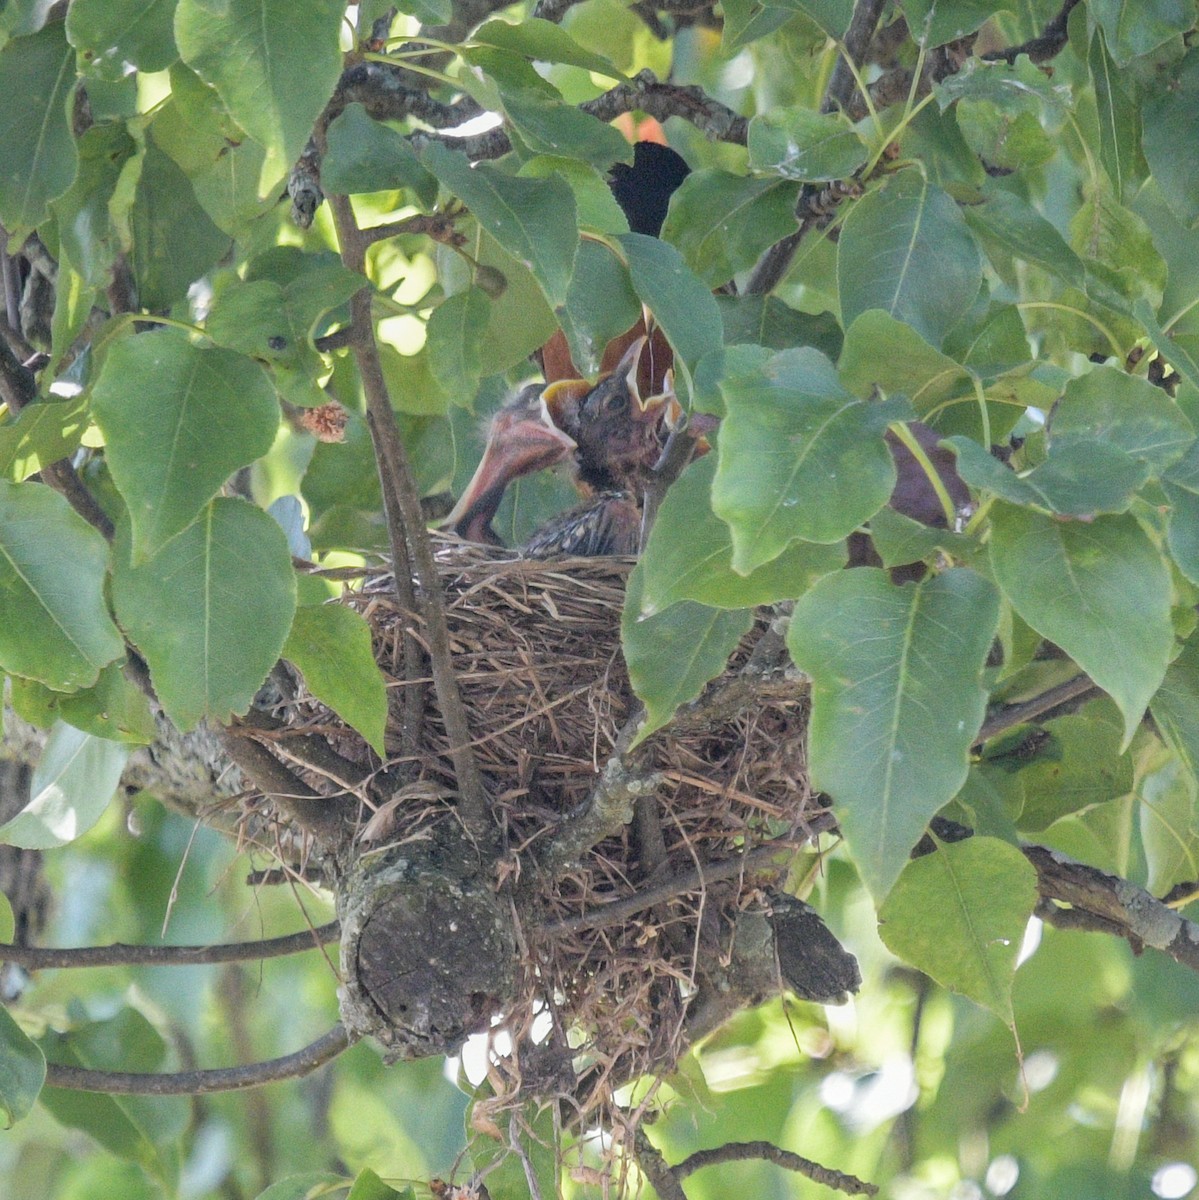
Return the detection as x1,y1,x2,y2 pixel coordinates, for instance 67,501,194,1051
2,703,237,816
674,1141,878,1196
633,1130,689,1200
1024,844,1199,974
823,0,887,114
536,756,662,874
43,1024,351,1095
981,0,1082,64
412,70,747,162
973,675,1099,746
0,921,339,969
220,729,350,846
582,70,747,144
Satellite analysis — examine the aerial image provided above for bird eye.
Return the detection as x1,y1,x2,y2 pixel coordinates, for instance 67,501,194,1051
604,389,629,416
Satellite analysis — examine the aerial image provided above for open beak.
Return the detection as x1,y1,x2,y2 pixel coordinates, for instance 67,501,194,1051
444,387,577,544
542,377,593,441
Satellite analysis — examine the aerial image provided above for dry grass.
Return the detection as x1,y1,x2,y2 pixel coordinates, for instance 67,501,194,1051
264,537,822,1141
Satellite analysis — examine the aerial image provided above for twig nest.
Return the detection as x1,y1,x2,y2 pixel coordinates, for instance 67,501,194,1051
265,540,835,1126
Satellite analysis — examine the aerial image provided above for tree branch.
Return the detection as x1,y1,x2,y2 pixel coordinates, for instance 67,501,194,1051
541,832,832,936
973,674,1099,746
633,1129,689,1200
325,193,492,841
0,921,339,969
823,0,888,115
412,70,748,162
1024,844,1199,974
43,1024,352,1095
220,729,350,847
981,0,1082,64
674,1141,878,1195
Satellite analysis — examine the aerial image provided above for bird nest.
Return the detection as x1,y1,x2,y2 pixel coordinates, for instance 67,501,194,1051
252,538,842,1142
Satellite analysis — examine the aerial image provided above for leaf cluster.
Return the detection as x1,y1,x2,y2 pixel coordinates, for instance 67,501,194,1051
3,0,1199,1197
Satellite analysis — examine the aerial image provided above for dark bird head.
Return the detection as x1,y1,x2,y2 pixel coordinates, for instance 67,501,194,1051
443,383,578,545
608,142,691,237
546,336,675,493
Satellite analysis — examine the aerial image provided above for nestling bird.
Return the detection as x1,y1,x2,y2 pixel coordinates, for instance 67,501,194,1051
446,140,692,555
442,384,579,547
525,337,676,557
446,337,676,557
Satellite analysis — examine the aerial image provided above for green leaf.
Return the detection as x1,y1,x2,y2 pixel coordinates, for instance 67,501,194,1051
0,24,78,234
988,504,1174,745
0,1005,45,1129
660,169,800,288
715,296,843,359
962,186,1085,288
721,0,793,50
396,0,451,23
1049,365,1194,473
28,661,157,744
904,0,1011,43
472,17,629,80
175,0,344,191
618,232,723,386
767,0,852,37
220,252,364,361
519,155,629,234
252,1176,346,1200
879,836,1037,1023
1140,753,1199,897
0,893,12,941
1166,480,1199,585
379,346,450,417
40,1008,187,1172
869,505,972,568
747,107,867,182
52,123,138,288
558,239,641,377
787,567,1001,901
0,722,129,849
1151,629,1199,777
322,104,439,206
0,394,90,481
1143,46,1199,229
945,434,1150,517
1089,0,1196,66
712,347,906,573
284,604,388,756
1090,26,1143,196
67,0,178,79
1014,705,1133,831
91,332,280,563
622,565,752,747
838,310,974,414
500,87,631,171
111,499,297,730
422,144,578,310
838,171,982,348
425,288,489,406
347,1166,409,1200
129,139,232,309
638,456,845,615
0,480,125,690
1071,179,1166,309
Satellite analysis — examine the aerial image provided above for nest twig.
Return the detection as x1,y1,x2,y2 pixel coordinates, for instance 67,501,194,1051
252,538,829,1144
